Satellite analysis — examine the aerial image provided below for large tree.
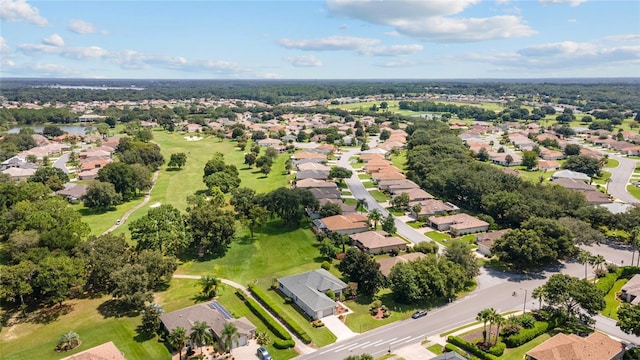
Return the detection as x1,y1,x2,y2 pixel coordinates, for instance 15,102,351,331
329,166,353,185
388,261,421,303
28,166,69,191
34,255,85,306
617,304,640,336
260,187,317,226
98,162,139,201
445,239,480,278
521,150,538,170
74,234,131,294
188,202,236,255
110,263,152,310
82,180,122,210
168,152,187,169
562,155,601,177
0,260,36,305
129,204,190,257
338,248,384,297
542,274,605,321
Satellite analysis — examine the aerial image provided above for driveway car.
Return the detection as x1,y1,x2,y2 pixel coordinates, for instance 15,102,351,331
257,346,272,360
411,309,428,319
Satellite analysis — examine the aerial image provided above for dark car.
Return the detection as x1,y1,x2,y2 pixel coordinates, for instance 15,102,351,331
411,309,428,319
257,346,272,360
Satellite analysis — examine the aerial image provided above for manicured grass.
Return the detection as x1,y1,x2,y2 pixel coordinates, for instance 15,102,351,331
501,333,551,360
358,173,372,180
387,208,405,216
72,195,145,236
425,231,451,245
342,191,353,196
601,279,628,320
390,150,407,172
1,296,170,360
176,220,324,286
510,165,549,184
256,286,336,347
343,289,425,333
343,198,357,206
368,190,388,202
592,171,611,186
427,343,444,355
604,158,620,168
627,185,640,201
363,181,376,189
406,221,425,229
351,162,363,169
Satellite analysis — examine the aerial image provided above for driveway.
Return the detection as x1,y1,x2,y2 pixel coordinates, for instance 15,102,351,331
53,152,70,174
322,315,357,341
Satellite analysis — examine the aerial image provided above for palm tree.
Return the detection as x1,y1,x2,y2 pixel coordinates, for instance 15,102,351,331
493,314,505,346
169,327,188,360
368,208,382,229
532,286,546,310
356,198,368,212
57,331,80,351
476,309,492,345
198,275,221,299
190,321,213,357
485,308,498,346
220,322,239,353
577,250,592,280
591,254,607,280
630,227,640,267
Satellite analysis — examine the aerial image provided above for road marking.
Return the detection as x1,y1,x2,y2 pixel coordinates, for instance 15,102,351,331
375,337,397,346
402,335,424,344
362,339,383,349
346,341,370,350
336,343,358,352
320,344,349,354
390,336,412,345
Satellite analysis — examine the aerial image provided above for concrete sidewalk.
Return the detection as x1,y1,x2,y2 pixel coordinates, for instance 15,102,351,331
322,315,357,342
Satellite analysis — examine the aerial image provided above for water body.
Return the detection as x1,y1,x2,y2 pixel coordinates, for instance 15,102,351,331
6,125,94,135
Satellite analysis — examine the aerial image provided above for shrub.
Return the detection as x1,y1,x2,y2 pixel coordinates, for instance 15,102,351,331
444,344,468,358
594,268,608,278
487,342,506,356
518,314,536,329
621,266,640,279
326,289,335,301
504,321,549,348
447,336,500,360
241,293,291,341
321,261,330,271
312,320,324,328
273,338,295,349
249,285,312,344
596,272,620,294
284,297,293,304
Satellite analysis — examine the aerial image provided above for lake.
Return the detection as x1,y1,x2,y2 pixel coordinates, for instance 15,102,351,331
6,125,95,135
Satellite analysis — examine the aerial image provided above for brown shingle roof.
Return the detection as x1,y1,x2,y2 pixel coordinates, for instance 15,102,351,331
349,231,406,250
527,332,624,360
321,213,369,231
61,341,125,360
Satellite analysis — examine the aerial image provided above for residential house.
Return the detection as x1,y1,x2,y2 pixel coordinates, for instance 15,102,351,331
185,123,202,133
309,187,342,200
552,169,591,182
525,332,625,360
160,302,256,349
297,162,331,172
376,252,426,277
61,341,125,360
365,165,402,175
56,183,88,201
490,152,523,166
476,229,511,257
539,147,565,160
430,352,467,360
292,151,326,161
350,231,407,255
580,147,604,160
392,188,434,202
410,199,459,218
296,170,330,181
317,199,356,215
257,138,282,147
380,179,419,192
295,178,338,189
278,269,347,320
429,213,489,235
551,177,610,205
314,213,369,235
371,171,406,182
359,153,386,162
536,160,560,172
622,146,640,156
0,156,37,171
620,274,640,305
1,167,37,180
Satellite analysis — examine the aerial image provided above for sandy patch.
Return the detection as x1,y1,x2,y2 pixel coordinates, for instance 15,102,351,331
185,136,202,141
150,202,161,208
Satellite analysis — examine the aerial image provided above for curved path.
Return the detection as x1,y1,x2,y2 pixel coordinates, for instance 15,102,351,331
172,274,316,355
605,154,639,204
102,169,160,235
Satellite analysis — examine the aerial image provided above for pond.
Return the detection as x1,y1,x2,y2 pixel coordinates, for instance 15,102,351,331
6,125,95,135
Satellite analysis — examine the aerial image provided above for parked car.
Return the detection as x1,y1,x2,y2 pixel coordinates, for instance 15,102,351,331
115,220,122,225
257,346,272,360
411,309,428,319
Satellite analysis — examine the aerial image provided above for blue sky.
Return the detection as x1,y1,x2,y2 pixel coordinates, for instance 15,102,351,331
1,0,639,79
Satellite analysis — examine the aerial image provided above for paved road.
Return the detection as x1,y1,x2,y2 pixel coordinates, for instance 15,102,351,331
53,152,70,174
296,253,640,360
337,147,444,251
605,154,639,204
102,170,160,235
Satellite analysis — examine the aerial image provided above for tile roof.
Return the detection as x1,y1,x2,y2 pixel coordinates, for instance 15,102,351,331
526,332,624,360
61,341,125,360
320,213,369,231
350,231,407,250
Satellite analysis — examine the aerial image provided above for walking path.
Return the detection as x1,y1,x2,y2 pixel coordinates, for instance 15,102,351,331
172,274,317,355
102,169,160,235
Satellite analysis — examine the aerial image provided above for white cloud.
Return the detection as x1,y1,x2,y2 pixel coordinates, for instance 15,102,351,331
42,33,64,47
326,0,535,42
68,19,106,34
466,40,640,70
0,36,10,54
1,61,78,76
279,36,379,51
601,34,640,43
284,55,324,67
358,44,423,56
18,43,109,59
384,31,401,37
0,0,48,26
539,0,587,6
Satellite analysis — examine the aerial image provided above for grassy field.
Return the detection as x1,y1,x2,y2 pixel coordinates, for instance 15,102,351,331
390,150,407,171
602,279,628,320
627,185,640,201
604,158,620,168
74,130,293,237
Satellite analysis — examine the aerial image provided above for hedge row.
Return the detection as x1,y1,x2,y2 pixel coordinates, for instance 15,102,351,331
486,342,506,356
504,321,549,348
273,338,296,349
249,285,313,344
444,344,468,358
447,336,500,360
596,270,622,294
236,290,291,341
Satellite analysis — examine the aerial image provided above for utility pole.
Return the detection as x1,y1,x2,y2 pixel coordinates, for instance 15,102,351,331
523,289,528,313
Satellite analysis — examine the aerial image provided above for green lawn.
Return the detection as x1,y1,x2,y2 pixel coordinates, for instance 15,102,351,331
604,158,620,168
368,190,388,202
72,194,146,236
425,231,451,244
343,289,424,333
256,286,336,347
406,221,424,229
427,343,443,355
351,162,363,169
601,279,628,320
363,181,376,189
510,165,549,184
390,150,407,172
592,171,611,186
358,173,372,180
343,198,357,206
628,185,640,201
176,220,324,286
501,333,551,360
